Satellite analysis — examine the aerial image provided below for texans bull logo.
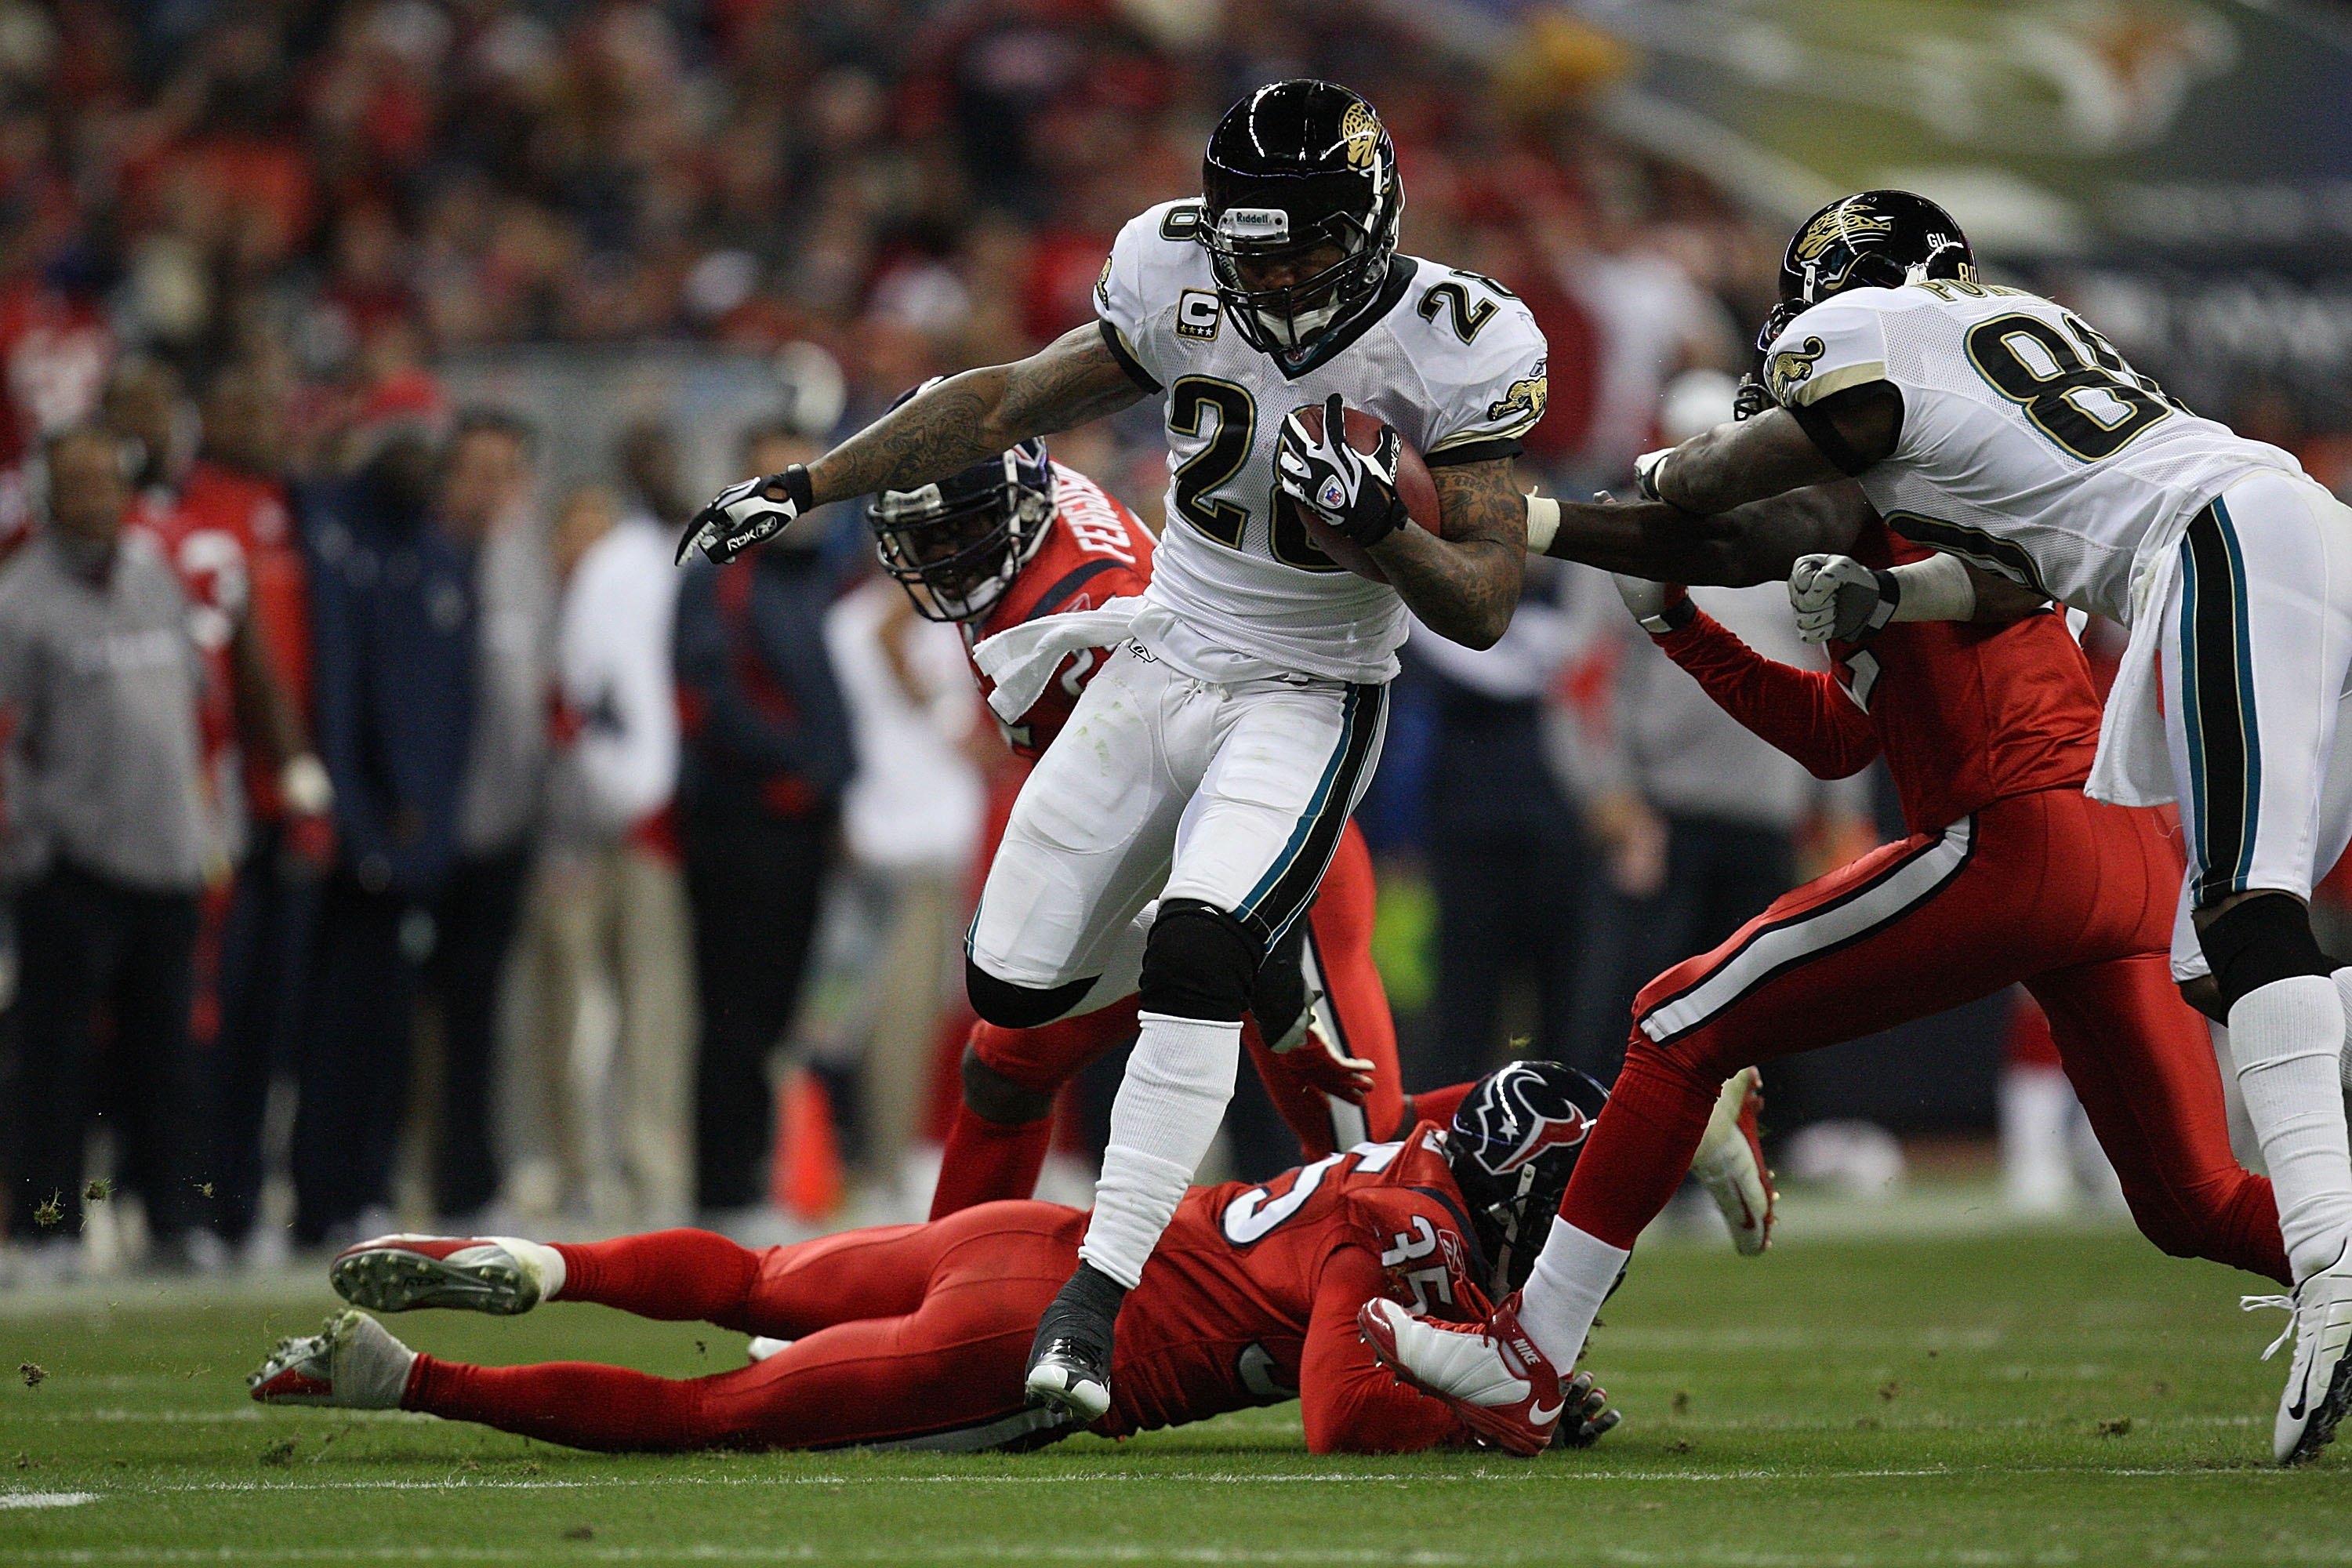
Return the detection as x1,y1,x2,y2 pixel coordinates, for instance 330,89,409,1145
1465,1063,1594,1176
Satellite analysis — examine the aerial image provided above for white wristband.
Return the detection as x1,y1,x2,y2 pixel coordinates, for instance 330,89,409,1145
1525,493,1559,556
280,753,334,815
1886,553,1976,623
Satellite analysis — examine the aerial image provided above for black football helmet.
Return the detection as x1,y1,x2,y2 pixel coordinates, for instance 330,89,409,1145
1759,189,1974,357
867,381,1056,623
1201,80,1403,360
1443,1059,1610,1298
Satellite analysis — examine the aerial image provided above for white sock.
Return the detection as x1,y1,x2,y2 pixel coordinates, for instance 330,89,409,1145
1078,1011,1239,1289
1515,1221,1630,1370
2332,967,2352,1091
2230,976,2352,1281
488,1236,568,1301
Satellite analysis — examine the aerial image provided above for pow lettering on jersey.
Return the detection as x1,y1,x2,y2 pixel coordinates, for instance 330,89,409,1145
964,463,1153,760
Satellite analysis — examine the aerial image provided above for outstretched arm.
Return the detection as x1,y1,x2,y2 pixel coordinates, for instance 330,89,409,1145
682,322,1152,563
1639,597,1882,779
805,324,1149,507
1371,458,1526,649
1642,387,1902,515
1535,481,1875,586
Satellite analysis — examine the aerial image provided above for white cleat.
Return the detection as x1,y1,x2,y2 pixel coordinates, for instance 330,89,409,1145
1693,1067,1777,1256
330,1235,545,1315
1356,1294,1564,1457
2247,1243,2352,1465
746,1336,793,1363
248,1309,416,1410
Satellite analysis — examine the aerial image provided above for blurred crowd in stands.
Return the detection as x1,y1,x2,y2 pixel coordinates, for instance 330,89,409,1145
0,0,2347,1282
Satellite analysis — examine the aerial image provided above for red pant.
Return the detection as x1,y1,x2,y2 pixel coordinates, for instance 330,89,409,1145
933,821,1406,1217
406,1207,1083,1452
1566,788,2287,1283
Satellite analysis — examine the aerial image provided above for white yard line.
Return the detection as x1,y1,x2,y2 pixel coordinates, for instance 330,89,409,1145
60,1464,2292,1497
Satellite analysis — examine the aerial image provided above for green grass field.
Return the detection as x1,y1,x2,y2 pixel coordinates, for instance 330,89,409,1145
3,1207,2350,1566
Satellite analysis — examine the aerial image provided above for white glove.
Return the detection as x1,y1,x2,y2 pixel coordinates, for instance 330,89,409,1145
1610,575,1693,636
1788,554,1898,644
1632,446,1675,505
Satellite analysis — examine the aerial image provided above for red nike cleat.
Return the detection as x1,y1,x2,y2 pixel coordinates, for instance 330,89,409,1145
1358,1293,1565,1457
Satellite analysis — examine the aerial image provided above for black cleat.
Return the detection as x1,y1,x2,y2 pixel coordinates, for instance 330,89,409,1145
1024,1262,1124,1421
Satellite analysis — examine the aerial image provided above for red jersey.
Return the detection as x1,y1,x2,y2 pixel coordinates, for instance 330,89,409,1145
175,461,307,818
1105,1127,1479,1452
1654,517,2104,833
130,484,243,765
963,463,1153,759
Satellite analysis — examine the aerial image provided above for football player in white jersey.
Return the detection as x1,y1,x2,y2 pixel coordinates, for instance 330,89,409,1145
1370,189,2352,1465
677,80,1548,1425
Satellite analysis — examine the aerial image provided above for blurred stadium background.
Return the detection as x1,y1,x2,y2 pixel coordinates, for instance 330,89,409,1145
2,0,2350,1283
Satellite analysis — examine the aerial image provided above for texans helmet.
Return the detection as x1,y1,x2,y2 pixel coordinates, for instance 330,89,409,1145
1443,1059,1610,1297
1756,189,1975,357
867,381,1056,623
1200,79,1403,360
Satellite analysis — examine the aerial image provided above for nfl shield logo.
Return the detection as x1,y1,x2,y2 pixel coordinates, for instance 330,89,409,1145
1318,477,1348,512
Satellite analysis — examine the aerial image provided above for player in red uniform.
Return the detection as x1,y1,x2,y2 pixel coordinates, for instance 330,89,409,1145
851,408,1417,1219
1364,480,2291,1453
248,1062,1619,1456
111,361,325,851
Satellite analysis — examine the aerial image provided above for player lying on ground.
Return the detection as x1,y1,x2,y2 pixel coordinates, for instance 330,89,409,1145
1374,190,2352,1465
851,410,1415,1216
243,1062,1719,1456
677,80,1552,1424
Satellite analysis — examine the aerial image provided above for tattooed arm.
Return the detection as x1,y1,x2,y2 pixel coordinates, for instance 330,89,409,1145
1367,458,1526,649
804,324,1149,506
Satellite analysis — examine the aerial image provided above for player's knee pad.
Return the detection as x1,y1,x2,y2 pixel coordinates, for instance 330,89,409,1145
2199,892,2334,1014
960,1041,1056,1127
965,960,1097,1030
1137,899,1261,1023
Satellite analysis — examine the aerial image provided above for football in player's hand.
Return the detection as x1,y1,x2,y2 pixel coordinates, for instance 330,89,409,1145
1278,403,1442,583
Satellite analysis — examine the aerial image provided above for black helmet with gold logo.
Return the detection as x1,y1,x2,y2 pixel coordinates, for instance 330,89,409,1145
1777,190,1973,312
1201,80,1403,361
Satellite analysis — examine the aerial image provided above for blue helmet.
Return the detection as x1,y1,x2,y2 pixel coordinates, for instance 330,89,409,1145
867,379,1055,623
1445,1059,1609,1296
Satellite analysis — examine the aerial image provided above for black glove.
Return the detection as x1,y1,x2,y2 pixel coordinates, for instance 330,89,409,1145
676,465,815,566
1551,1369,1623,1450
1276,393,1406,550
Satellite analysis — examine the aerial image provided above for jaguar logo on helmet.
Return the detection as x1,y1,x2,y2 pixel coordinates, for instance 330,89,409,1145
1339,102,1381,169
1791,201,1894,265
